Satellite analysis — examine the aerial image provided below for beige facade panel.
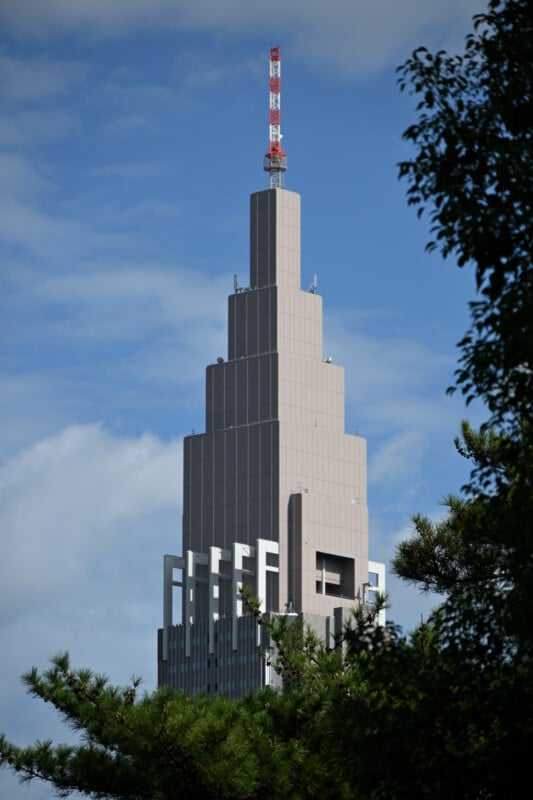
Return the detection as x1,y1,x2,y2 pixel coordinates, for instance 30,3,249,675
277,353,344,430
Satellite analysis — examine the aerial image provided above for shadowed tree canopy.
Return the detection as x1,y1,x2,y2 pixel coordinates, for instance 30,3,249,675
394,0,533,657
397,0,533,432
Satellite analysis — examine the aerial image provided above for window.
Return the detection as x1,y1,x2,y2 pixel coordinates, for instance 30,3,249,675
316,552,355,598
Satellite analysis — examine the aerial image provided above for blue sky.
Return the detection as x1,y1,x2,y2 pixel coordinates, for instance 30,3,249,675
1,1,486,797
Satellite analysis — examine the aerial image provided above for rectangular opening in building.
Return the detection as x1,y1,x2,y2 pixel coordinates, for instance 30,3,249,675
315,552,355,598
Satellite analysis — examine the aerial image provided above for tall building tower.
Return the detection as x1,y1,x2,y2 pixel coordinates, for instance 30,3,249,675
158,48,384,699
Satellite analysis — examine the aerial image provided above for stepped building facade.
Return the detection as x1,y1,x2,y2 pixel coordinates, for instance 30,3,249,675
158,186,385,699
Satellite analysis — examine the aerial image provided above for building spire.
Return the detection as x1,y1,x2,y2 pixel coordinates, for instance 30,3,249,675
264,46,287,188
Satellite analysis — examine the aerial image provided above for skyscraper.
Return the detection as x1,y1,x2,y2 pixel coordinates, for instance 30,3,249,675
158,50,384,700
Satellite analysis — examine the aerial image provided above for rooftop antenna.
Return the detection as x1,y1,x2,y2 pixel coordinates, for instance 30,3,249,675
264,46,287,189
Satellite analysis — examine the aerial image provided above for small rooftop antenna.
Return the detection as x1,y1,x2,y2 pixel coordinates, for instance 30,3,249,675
308,274,318,293
264,47,287,188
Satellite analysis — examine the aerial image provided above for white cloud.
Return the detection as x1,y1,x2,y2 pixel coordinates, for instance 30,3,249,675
0,0,485,75
0,425,182,797
34,265,228,334
0,55,85,151
89,161,166,180
0,53,87,104
0,423,181,623
332,328,451,402
326,313,459,435
369,429,426,485
0,153,51,199
0,198,103,260
0,372,77,459
0,107,79,148
4,258,228,359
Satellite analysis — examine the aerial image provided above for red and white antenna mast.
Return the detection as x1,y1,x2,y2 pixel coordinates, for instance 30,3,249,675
264,46,287,189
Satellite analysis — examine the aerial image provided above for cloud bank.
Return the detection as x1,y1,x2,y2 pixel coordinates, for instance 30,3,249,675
1,0,485,75
0,424,181,796
0,421,182,783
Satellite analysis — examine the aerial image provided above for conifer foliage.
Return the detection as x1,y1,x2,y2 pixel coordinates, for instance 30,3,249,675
0,653,266,799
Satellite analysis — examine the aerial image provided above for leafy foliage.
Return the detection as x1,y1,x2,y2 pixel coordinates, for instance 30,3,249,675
395,0,533,657
392,3,533,792
398,0,533,432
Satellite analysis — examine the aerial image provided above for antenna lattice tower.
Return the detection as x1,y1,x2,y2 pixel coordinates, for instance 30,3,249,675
264,46,287,188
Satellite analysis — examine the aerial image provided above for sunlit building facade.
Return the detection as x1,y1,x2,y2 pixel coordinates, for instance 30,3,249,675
158,187,385,698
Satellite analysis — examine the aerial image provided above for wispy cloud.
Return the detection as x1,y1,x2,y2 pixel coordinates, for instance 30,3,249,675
0,1,485,75
326,313,459,435
0,53,88,103
0,424,182,800
4,258,227,346
0,53,86,151
0,152,51,198
0,197,132,260
1,253,228,457
0,107,79,148
0,423,180,662
368,429,426,485
89,161,167,180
